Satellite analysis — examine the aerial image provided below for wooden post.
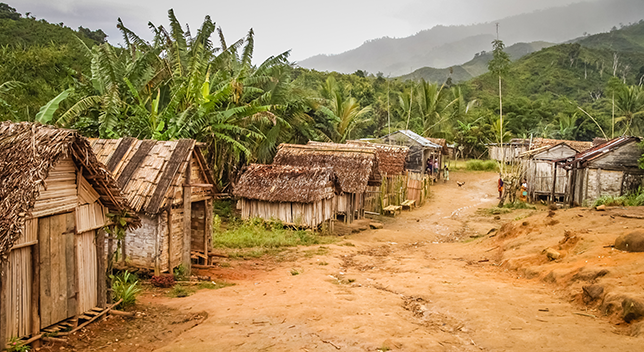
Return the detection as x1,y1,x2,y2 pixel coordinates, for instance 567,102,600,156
167,208,172,270
0,262,6,347
182,161,192,273
204,200,211,265
550,162,557,204
153,217,160,276
121,236,126,264
107,233,114,302
95,229,106,308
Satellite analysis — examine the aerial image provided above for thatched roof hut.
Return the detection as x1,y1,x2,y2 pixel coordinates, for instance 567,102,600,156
274,143,380,195
234,164,337,228
0,122,138,345
345,140,409,176
90,138,216,273
0,122,135,262
235,164,336,203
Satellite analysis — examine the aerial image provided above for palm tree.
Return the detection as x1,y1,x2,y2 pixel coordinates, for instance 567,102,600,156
317,76,371,143
416,79,457,138
614,85,644,136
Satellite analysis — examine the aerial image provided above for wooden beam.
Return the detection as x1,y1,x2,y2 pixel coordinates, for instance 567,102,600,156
204,200,211,265
0,262,6,347
182,161,192,272
188,184,214,188
31,240,41,348
96,230,106,308
9,240,38,251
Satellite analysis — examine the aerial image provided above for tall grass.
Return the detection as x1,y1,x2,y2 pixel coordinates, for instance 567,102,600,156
111,271,141,309
465,160,498,171
593,190,644,207
212,218,336,256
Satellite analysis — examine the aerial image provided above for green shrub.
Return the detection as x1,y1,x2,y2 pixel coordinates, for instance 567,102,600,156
197,281,234,290
593,190,644,207
173,264,190,281
111,271,141,309
466,160,498,171
7,337,31,352
502,201,536,210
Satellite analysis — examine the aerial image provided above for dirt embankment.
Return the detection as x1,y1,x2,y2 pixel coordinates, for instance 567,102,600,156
481,205,644,335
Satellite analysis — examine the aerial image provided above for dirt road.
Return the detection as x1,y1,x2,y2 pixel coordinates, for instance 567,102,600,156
147,171,640,351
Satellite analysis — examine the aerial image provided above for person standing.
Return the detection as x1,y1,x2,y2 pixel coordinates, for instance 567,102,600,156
443,165,449,182
498,174,504,199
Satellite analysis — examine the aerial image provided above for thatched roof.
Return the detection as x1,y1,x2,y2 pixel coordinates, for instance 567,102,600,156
426,138,449,155
346,140,409,175
273,143,379,194
0,122,137,262
90,138,215,215
234,164,336,203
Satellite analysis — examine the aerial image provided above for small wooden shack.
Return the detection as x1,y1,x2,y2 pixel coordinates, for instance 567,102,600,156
565,136,643,206
489,138,593,163
520,143,579,202
90,138,215,273
0,122,137,346
234,164,337,229
273,143,380,223
345,140,409,176
381,130,442,175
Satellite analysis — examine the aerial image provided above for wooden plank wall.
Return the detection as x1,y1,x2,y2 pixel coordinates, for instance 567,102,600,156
39,212,77,329
169,208,184,271
4,246,32,339
77,230,97,314
31,157,78,218
240,199,334,228
76,202,106,233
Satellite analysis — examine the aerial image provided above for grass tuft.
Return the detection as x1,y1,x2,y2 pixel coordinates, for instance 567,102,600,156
465,159,498,171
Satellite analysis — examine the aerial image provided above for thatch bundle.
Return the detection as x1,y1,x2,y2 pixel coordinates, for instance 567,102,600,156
346,140,409,176
426,138,448,155
274,143,380,194
234,164,336,203
0,122,136,263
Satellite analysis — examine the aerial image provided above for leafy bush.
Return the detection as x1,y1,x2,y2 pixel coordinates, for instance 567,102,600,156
150,274,176,288
7,337,31,352
466,160,498,171
111,271,141,309
173,264,189,281
197,281,234,290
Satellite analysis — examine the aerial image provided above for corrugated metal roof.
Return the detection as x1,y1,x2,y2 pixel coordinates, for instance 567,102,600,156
569,136,640,164
384,130,442,149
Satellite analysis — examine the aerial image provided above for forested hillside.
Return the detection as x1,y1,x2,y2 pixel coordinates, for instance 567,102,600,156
1,2,643,187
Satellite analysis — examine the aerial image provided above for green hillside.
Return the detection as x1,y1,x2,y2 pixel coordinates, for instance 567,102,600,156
0,3,105,120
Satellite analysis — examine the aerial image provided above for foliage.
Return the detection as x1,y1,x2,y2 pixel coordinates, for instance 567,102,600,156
465,159,498,171
111,271,141,309
173,264,190,281
593,189,644,207
150,274,176,288
212,218,336,254
6,337,31,352
502,201,536,210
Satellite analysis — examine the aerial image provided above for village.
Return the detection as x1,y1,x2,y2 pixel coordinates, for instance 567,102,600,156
2,121,644,351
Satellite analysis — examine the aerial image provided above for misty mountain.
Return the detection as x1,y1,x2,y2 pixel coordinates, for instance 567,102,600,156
397,41,553,83
297,0,644,76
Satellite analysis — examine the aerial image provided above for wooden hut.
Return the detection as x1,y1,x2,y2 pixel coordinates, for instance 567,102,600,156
489,138,593,163
273,143,379,223
564,136,643,206
90,138,215,273
234,164,337,229
520,143,579,202
381,130,442,175
0,122,137,346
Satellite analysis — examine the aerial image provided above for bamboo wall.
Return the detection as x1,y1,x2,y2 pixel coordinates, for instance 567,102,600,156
364,172,431,213
76,230,97,314
240,198,334,228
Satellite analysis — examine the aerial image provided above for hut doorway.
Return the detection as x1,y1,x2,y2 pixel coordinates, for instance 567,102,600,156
38,212,77,328
190,201,208,261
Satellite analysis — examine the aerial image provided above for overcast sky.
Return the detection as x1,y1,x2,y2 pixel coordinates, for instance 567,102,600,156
13,0,597,62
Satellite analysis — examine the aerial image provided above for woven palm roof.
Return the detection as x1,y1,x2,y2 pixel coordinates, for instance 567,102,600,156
273,143,379,194
234,164,336,203
345,140,409,175
90,138,215,215
0,122,136,262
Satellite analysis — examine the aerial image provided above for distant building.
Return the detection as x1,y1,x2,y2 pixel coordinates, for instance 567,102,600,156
564,137,643,206
520,143,579,202
381,130,442,174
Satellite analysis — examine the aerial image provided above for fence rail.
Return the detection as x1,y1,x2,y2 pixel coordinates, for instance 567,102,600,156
364,172,431,214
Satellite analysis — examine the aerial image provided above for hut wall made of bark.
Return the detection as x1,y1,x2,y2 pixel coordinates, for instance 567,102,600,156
240,198,334,228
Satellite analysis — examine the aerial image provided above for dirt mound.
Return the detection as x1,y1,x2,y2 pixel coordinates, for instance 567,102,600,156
615,230,644,252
